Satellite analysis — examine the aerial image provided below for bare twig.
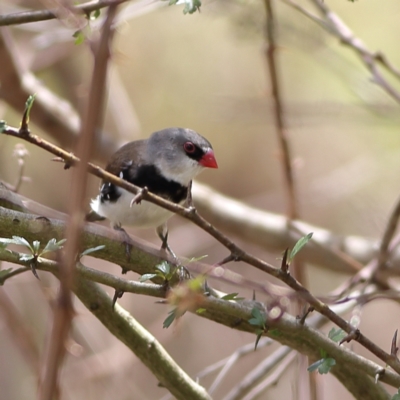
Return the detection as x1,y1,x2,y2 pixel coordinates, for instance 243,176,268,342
281,0,400,104
377,195,400,270
223,346,293,400
241,352,297,400
0,286,40,373
38,5,119,400
264,0,298,221
0,0,129,27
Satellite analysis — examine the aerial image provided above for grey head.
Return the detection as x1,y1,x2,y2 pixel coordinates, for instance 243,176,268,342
146,127,217,185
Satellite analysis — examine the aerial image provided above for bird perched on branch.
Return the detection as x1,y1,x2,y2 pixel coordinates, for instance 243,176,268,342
89,127,218,253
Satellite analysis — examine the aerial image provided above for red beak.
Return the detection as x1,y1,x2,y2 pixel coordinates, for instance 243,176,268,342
199,149,218,169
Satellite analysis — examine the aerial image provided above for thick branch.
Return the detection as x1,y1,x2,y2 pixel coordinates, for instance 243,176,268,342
0,249,399,399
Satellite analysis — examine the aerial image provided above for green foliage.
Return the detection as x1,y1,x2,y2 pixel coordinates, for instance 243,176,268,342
139,261,176,282
90,9,101,20
248,306,267,350
289,232,313,263
328,327,346,343
24,94,36,124
0,120,7,133
308,357,336,374
0,236,65,263
220,292,244,301
80,245,105,257
307,328,344,375
73,30,85,45
163,309,177,328
186,254,208,263
168,0,201,14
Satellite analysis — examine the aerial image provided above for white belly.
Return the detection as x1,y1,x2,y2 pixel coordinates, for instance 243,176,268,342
91,188,174,228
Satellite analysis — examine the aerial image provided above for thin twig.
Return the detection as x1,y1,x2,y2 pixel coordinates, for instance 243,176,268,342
264,0,298,221
376,195,400,270
223,346,293,400
282,0,400,104
0,0,129,27
241,352,297,400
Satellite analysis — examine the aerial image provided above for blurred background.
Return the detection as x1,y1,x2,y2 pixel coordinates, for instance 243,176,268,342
1,0,400,399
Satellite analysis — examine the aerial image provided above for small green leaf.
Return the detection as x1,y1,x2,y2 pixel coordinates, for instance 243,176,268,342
0,120,7,133
308,357,336,374
32,240,40,254
139,273,158,282
24,95,36,123
183,0,201,14
328,327,346,343
318,357,336,374
80,244,104,257
0,238,17,246
73,30,85,45
187,254,208,263
10,236,33,252
289,232,313,262
19,254,34,262
196,308,206,314
248,307,266,328
308,359,325,373
156,261,171,275
221,293,239,301
221,292,244,301
90,9,101,19
44,238,66,252
163,309,177,328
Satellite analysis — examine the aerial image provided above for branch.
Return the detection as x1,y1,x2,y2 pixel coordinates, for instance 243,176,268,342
0,0,130,27
38,5,119,400
0,28,118,161
1,248,399,399
281,0,400,104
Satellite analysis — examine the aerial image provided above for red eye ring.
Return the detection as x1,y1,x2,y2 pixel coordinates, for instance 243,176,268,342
183,142,196,154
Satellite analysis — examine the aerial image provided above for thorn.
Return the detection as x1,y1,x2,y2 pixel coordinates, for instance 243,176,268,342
113,224,132,260
112,289,124,310
374,368,385,384
30,261,40,280
339,329,360,345
297,306,314,325
215,253,240,266
281,248,290,274
391,329,399,358
252,290,256,301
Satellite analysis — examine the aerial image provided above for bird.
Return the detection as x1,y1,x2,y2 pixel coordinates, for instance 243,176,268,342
89,127,218,254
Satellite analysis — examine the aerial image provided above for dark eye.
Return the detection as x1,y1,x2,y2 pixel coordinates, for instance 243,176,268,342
183,142,196,154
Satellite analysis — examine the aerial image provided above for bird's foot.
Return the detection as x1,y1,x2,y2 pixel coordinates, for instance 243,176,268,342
157,226,179,264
